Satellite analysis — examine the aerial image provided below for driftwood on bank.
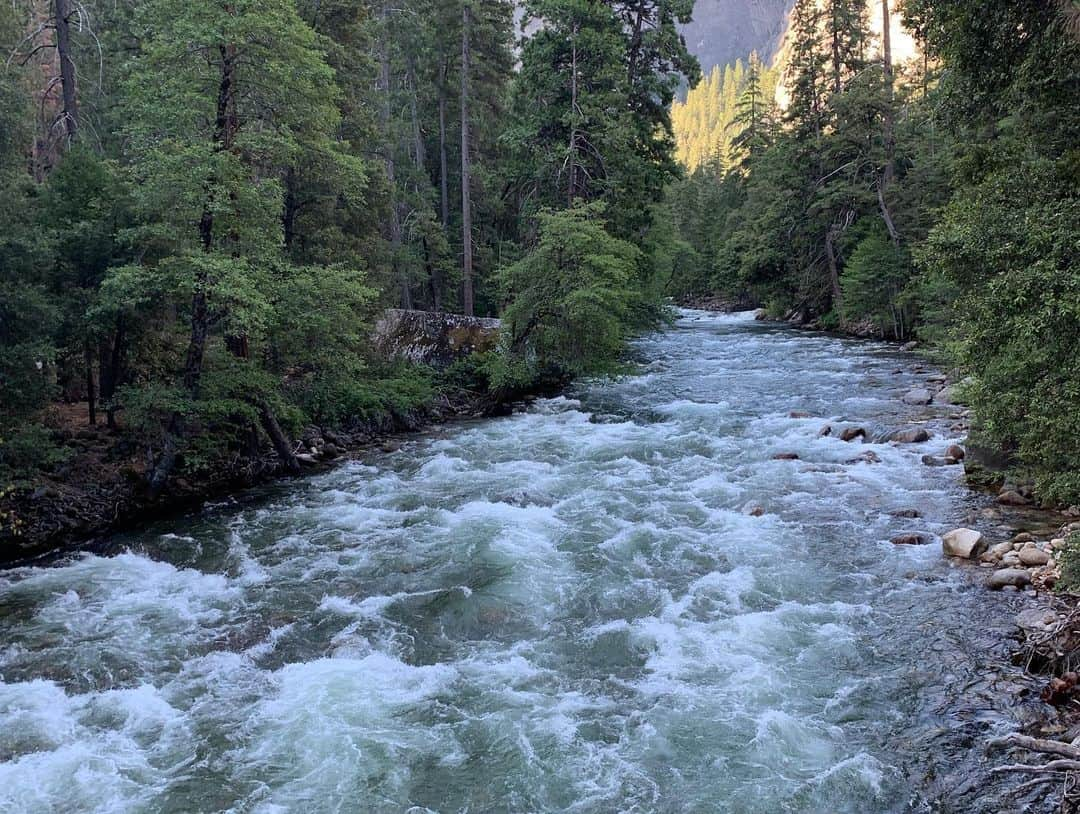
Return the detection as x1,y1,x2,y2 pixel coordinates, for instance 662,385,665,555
990,595,1080,811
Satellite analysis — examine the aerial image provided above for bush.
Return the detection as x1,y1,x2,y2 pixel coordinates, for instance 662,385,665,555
1055,532,1080,593
291,362,435,426
839,230,914,339
0,424,69,487
497,203,643,378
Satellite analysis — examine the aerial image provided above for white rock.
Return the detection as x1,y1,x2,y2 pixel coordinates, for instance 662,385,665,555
942,528,987,559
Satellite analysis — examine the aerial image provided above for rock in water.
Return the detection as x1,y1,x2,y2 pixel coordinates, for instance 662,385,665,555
839,427,866,442
884,428,932,443
772,452,800,460
987,568,1032,590
946,444,966,460
891,533,932,546
942,528,987,559
1019,547,1050,566
902,388,933,405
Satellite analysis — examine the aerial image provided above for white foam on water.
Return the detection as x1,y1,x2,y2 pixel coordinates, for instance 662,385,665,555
0,307,983,812
230,653,459,813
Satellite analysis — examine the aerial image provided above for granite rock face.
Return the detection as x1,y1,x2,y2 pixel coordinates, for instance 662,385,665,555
373,309,501,368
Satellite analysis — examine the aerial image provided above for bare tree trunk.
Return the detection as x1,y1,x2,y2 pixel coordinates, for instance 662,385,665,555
878,0,900,243
379,6,411,310
567,30,578,206
53,0,78,143
84,341,96,426
825,225,843,305
438,61,450,228
460,2,474,317
256,398,300,474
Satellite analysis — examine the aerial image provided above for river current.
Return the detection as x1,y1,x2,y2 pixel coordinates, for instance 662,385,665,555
1,310,1027,813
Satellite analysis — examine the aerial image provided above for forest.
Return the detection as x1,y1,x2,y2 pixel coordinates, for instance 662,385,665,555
0,0,698,512
668,0,1080,505
1,0,1078,522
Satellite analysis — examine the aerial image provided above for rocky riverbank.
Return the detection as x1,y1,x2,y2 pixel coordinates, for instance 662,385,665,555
0,383,545,567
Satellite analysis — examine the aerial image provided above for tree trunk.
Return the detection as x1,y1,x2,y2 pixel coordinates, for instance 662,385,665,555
407,58,426,172
53,0,78,143
256,398,300,474
380,9,411,310
825,225,843,305
438,63,450,228
99,318,124,429
460,2,474,317
830,5,843,94
567,30,579,206
150,45,235,492
84,341,96,426
878,0,900,243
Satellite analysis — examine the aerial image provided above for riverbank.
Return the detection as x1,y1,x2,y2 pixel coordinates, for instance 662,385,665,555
0,372,555,566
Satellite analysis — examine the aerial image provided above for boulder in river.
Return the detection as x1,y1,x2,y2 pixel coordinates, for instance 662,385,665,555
985,541,1015,561
839,427,866,442
884,428,932,444
987,568,1032,590
902,388,933,405
789,411,811,418
772,452,800,460
942,528,987,559
818,425,832,437
891,533,932,546
890,508,921,518
846,451,881,464
946,444,966,461
1019,547,1050,566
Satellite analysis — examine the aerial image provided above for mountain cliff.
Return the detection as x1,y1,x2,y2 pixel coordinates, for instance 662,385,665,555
678,0,793,73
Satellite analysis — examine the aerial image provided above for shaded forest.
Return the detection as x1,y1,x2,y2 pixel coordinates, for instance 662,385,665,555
0,0,698,509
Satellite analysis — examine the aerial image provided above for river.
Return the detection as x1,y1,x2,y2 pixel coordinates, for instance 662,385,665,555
0,310,1032,813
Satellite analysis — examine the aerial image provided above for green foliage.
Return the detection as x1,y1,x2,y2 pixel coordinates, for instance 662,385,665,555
0,0,697,496
839,229,914,338
498,203,642,377
0,425,69,487
296,362,435,426
1056,533,1080,594
667,0,1080,504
